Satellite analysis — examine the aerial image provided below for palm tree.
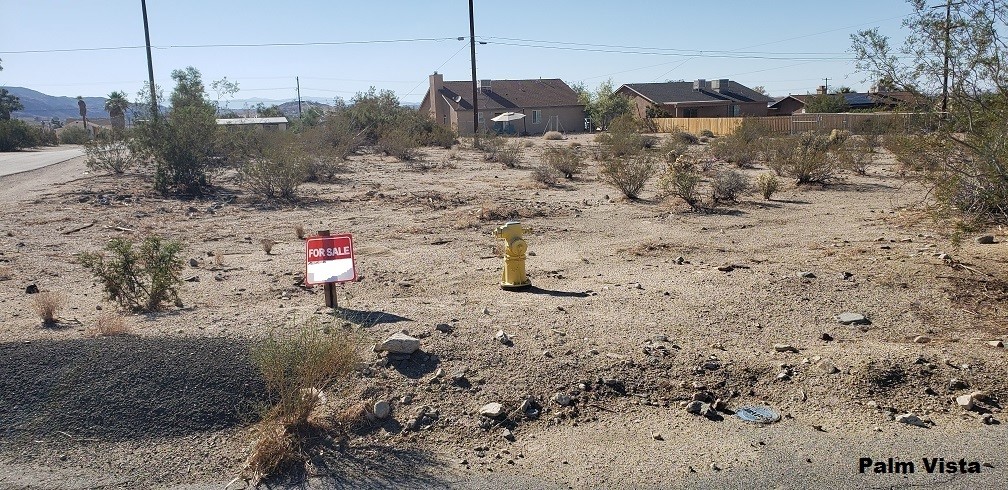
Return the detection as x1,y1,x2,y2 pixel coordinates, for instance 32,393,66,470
105,91,129,130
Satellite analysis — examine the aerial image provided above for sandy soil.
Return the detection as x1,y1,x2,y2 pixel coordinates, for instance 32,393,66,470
0,134,1006,489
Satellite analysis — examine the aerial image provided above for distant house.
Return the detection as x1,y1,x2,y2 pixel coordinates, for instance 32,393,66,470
419,73,585,135
617,79,772,118
215,116,288,131
768,87,929,115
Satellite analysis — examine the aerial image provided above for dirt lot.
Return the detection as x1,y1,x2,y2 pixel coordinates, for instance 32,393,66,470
0,134,1006,489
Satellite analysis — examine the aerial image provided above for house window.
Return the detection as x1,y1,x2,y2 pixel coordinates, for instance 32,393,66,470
730,105,741,117
477,112,484,124
683,108,699,118
532,110,541,124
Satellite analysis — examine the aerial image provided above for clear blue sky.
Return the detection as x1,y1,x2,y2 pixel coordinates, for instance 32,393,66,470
0,0,914,104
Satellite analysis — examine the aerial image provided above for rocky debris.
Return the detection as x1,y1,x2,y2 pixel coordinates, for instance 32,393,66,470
799,271,816,279
553,392,574,407
373,400,391,419
975,235,996,244
821,332,834,342
25,284,38,294
400,394,413,405
520,398,542,419
480,402,506,419
840,271,854,280
982,414,1000,425
188,258,199,267
955,394,975,410
776,365,793,381
717,263,749,272
375,333,420,354
406,406,439,431
435,323,454,333
816,360,840,374
949,378,969,391
502,428,516,441
913,335,931,344
685,400,719,419
652,432,664,441
838,312,870,325
896,413,932,428
988,340,1004,348
774,343,799,353
495,330,513,346
675,256,685,265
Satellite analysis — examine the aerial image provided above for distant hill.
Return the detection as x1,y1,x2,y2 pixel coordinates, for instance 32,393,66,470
3,87,113,121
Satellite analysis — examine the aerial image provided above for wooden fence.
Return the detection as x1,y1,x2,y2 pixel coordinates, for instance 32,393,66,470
651,113,931,136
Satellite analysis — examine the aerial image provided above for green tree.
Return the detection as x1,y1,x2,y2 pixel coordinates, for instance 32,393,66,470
574,79,631,131
210,76,240,115
254,103,284,118
105,91,129,129
0,88,24,120
852,0,1008,223
169,66,212,111
804,93,849,113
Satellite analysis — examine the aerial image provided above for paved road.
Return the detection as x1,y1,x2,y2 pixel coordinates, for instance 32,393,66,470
0,146,85,177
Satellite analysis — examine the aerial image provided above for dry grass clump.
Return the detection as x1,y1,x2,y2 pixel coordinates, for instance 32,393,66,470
0,265,11,281
33,291,64,327
711,170,750,203
543,131,563,140
294,225,306,240
261,238,276,255
92,310,130,336
532,165,560,187
244,322,358,485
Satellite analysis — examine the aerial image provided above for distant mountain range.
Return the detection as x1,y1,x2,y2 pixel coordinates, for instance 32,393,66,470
4,86,420,121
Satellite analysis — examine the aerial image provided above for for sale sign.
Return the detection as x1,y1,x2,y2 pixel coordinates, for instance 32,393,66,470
305,234,357,285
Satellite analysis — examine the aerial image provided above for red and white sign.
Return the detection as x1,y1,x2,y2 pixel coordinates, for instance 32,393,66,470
305,234,357,285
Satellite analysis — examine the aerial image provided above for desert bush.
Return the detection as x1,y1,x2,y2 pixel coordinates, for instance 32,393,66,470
709,137,757,167
755,172,780,200
237,131,309,200
422,122,457,149
711,170,750,202
78,235,184,312
657,168,703,210
532,165,560,187
85,130,136,174
828,129,851,147
600,152,657,199
765,131,836,184
294,225,306,240
1,120,38,151
377,127,419,161
544,131,563,140
93,310,129,336
835,136,874,175
659,138,688,164
244,322,358,484
700,129,715,138
670,130,699,145
494,141,523,168
310,113,365,161
261,238,276,255
32,291,64,327
58,126,91,145
541,146,585,179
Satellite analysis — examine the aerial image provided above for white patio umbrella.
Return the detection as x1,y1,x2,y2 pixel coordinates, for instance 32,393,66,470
490,112,526,122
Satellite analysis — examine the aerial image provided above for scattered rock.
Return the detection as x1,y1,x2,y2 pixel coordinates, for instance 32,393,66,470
982,414,999,425
774,343,799,353
799,271,816,279
520,398,541,419
895,413,931,428
376,333,420,354
400,395,413,405
955,394,975,410
675,256,685,265
840,271,854,280
988,340,1004,348
975,235,995,245
502,429,515,441
820,332,834,342
685,400,706,415
553,392,573,407
949,378,969,391
25,284,38,294
435,323,453,333
495,330,513,346
184,275,200,282
838,312,870,325
816,360,840,374
652,432,664,441
913,335,931,344
373,400,391,419
480,402,506,419
188,258,199,267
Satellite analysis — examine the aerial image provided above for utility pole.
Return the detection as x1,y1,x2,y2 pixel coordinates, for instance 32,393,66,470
469,0,479,137
296,76,303,119
942,0,951,113
141,0,158,120
824,77,829,94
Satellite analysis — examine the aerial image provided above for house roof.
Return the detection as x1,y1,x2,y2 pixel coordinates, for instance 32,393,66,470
620,80,771,105
767,91,930,110
435,79,581,111
216,117,288,125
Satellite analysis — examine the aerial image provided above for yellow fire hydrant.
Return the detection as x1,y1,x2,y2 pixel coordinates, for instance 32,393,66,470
493,221,532,290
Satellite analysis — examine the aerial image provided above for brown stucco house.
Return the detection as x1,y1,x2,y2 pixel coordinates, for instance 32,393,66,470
419,73,585,135
617,79,771,118
767,86,931,115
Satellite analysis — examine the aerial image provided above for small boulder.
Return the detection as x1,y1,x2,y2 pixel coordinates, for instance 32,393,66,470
895,413,930,428
774,343,799,353
479,402,506,419
838,312,870,325
495,330,513,346
373,400,391,419
376,333,420,354
553,392,573,406
955,394,975,410
975,235,995,245
988,340,1004,348
817,360,840,375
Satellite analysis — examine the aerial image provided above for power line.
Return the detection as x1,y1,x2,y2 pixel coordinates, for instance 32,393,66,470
0,37,462,55
481,36,852,57
479,39,853,61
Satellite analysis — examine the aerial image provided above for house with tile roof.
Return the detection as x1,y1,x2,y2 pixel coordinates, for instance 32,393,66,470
617,79,772,118
768,86,931,115
419,73,585,135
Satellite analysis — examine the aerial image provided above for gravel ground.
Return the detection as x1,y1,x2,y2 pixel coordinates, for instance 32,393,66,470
0,135,1006,489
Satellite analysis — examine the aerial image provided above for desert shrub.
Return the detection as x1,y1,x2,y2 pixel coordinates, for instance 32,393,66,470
670,131,699,145
92,310,129,336
294,225,306,240
132,106,225,196
377,127,419,161
709,137,757,167
78,235,184,312
58,126,91,145
532,165,559,187
542,146,584,179
421,122,457,149
1,119,36,151
766,131,835,184
32,291,64,327
244,322,358,484
657,168,703,210
494,141,523,168
310,112,365,161
711,170,750,202
237,131,309,200
594,130,643,159
659,138,688,164
699,129,715,138
600,152,657,199
835,136,874,175
755,172,780,200
828,129,851,146
544,131,563,140
85,130,136,174
261,239,276,255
